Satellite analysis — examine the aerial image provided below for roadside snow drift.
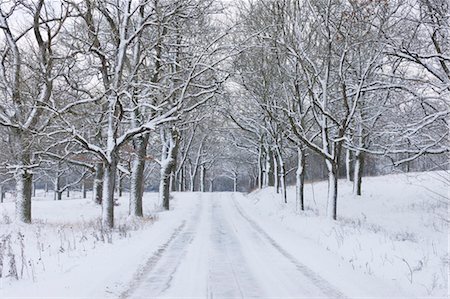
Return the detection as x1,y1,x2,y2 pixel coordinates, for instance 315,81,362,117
242,171,449,298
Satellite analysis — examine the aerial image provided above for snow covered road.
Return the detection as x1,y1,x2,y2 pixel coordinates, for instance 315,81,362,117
125,193,346,298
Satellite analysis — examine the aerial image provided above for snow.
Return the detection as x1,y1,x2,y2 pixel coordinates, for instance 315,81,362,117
0,171,448,298
241,171,449,297
126,193,348,298
0,191,196,297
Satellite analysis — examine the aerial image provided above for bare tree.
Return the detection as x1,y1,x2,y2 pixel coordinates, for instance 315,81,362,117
0,1,69,222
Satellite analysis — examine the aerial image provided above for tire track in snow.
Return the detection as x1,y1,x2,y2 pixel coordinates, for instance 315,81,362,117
207,197,261,298
232,195,348,299
121,198,203,298
118,221,186,299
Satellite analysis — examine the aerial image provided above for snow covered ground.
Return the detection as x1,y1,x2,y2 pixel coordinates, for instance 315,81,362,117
242,171,449,298
0,171,448,298
0,191,195,297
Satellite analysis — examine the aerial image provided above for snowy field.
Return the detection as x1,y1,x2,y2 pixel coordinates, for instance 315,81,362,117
0,191,196,297
0,171,448,298
242,171,449,297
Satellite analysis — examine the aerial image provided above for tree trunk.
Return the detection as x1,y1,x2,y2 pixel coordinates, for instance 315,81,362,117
258,144,263,189
32,182,36,197
93,162,103,205
273,151,279,193
353,123,365,196
54,174,62,201
15,169,32,223
277,150,287,203
129,134,149,217
200,165,205,192
268,149,275,187
189,172,195,192
184,166,188,191
45,182,48,193
209,179,214,192
0,185,4,203
177,166,185,191
179,166,185,192
325,160,338,220
345,148,352,182
55,191,62,201
66,185,70,198
159,129,179,210
82,180,87,199
160,164,171,210
117,170,123,197
405,150,411,172
353,150,364,196
262,154,268,187
250,175,256,190
170,170,176,192
233,176,237,192
296,148,305,211
102,157,117,229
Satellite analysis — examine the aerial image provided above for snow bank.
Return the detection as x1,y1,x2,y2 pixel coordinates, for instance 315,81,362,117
0,191,197,297
240,171,449,297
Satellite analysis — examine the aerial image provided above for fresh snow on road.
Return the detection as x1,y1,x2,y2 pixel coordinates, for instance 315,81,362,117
127,193,345,298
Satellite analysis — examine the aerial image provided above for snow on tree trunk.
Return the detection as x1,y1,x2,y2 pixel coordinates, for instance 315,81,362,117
273,151,279,193
54,174,62,201
258,144,263,189
15,169,32,223
353,150,364,196
177,166,185,191
159,129,179,210
32,182,36,197
160,158,177,210
233,176,237,192
276,149,287,203
93,162,103,205
102,157,117,229
280,171,287,202
159,163,171,210
103,94,119,228
296,148,305,211
188,161,196,192
189,173,195,192
129,134,149,217
200,164,205,192
325,160,338,220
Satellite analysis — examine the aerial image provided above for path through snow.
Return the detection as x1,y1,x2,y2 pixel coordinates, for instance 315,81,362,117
125,193,345,298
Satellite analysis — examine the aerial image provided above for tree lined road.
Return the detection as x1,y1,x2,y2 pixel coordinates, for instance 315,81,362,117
124,193,345,298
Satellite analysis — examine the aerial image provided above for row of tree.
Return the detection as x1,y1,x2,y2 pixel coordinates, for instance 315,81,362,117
0,0,232,228
0,0,447,226
225,0,448,219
